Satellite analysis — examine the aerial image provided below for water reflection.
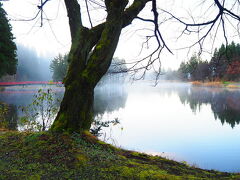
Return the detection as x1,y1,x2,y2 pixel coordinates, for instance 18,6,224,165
0,84,128,130
94,84,127,115
1,84,240,130
1,84,240,129
178,87,240,128
94,82,240,172
0,103,18,130
1,83,240,171
0,86,62,130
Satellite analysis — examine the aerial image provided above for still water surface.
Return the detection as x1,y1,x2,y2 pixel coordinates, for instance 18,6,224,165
0,82,240,172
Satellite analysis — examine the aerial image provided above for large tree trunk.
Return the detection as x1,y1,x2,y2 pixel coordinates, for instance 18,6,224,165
51,1,127,133
51,78,94,132
51,26,98,133
51,0,149,133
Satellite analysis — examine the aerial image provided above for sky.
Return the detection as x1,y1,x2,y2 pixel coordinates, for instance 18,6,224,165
2,0,70,58
2,0,239,70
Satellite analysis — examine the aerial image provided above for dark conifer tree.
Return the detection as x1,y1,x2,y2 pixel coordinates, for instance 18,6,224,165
0,3,17,78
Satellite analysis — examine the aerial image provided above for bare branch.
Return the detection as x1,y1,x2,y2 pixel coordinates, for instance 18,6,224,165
9,10,41,22
135,16,154,23
85,0,93,28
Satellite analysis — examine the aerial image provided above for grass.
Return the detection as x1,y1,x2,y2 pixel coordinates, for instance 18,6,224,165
0,131,239,179
191,81,240,88
191,81,223,87
225,84,239,88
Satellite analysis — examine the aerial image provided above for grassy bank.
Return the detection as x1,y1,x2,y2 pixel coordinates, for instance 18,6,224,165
0,131,239,180
191,81,240,88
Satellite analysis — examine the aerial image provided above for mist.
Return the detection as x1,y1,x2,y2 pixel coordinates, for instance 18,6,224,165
16,44,52,81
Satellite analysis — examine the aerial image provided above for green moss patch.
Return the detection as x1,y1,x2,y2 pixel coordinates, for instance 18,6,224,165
0,131,239,179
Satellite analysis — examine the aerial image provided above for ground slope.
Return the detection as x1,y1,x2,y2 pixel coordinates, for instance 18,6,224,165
0,131,239,180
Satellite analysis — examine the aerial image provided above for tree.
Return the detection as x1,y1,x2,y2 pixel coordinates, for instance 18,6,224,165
0,2,17,78
209,42,240,80
50,54,68,82
178,53,211,81
193,61,210,81
186,54,200,80
51,0,240,133
50,0,155,133
226,61,240,80
180,42,240,82
14,0,239,133
178,62,189,80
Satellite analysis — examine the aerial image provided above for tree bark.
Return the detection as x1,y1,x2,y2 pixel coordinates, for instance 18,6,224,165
51,78,94,132
51,0,150,133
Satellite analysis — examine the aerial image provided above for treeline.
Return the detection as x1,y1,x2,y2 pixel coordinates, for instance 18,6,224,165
178,42,240,81
178,87,240,128
50,55,128,84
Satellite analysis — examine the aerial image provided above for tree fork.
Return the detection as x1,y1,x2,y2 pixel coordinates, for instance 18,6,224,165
51,0,130,133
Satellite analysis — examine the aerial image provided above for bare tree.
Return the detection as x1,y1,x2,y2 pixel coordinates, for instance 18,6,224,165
50,0,165,133
4,0,240,133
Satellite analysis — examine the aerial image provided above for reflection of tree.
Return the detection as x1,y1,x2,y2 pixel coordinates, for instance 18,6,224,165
94,84,127,116
178,87,240,128
178,87,212,114
0,103,18,130
0,90,61,130
0,84,127,129
5,104,18,130
211,91,240,128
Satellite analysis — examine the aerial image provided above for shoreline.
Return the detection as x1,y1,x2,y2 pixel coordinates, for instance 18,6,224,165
0,130,239,179
191,81,240,89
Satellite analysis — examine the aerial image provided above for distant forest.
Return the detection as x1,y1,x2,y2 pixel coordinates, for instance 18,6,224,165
178,42,240,81
50,55,127,83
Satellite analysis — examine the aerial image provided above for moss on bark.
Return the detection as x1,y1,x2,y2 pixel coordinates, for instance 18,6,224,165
51,0,130,133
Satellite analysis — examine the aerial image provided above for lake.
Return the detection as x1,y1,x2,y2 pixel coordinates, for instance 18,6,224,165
0,82,240,172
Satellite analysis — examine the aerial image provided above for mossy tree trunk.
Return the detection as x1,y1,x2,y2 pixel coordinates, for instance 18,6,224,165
51,0,151,133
